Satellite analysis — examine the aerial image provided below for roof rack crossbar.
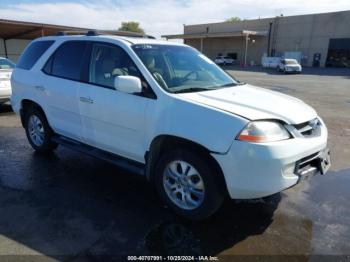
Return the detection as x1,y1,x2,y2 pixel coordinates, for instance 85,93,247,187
56,29,155,39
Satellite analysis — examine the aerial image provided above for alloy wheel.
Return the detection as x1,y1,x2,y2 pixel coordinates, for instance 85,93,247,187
163,160,205,210
28,115,45,146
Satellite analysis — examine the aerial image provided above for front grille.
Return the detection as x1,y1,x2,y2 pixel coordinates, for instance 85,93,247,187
293,118,321,137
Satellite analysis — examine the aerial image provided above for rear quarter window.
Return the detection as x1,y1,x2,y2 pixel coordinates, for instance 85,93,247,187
16,40,55,70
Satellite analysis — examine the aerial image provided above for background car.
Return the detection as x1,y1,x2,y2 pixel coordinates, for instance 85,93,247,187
214,56,235,65
277,58,302,74
0,57,15,105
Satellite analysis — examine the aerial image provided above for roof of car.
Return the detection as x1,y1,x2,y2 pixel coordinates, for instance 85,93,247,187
36,34,185,46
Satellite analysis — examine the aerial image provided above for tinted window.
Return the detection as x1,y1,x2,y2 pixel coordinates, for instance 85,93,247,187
42,56,53,74
17,41,54,70
0,58,15,69
51,41,87,81
89,43,142,88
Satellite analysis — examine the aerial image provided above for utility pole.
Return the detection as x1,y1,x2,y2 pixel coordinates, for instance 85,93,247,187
3,39,8,58
244,34,249,67
267,22,273,56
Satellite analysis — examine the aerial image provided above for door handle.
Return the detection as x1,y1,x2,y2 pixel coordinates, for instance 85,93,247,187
35,85,45,91
80,96,94,104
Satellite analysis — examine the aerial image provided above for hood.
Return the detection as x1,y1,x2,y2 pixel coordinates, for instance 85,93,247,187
178,84,317,124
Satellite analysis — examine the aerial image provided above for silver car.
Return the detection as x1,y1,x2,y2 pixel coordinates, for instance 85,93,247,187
0,57,15,105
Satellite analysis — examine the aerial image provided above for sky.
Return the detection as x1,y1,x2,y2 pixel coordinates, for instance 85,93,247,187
1,0,350,38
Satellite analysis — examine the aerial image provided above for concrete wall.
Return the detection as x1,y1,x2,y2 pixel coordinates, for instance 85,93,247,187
0,39,31,63
184,10,350,67
273,11,350,66
186,36,267,65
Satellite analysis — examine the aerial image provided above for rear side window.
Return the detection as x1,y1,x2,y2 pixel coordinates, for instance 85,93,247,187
48,41,87,81
0,58,15,69
16,41,54,70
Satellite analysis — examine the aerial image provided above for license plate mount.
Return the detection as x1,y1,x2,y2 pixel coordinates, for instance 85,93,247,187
319,148,331,175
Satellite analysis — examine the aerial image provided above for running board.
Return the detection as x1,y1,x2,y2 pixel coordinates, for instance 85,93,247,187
52,135,145,176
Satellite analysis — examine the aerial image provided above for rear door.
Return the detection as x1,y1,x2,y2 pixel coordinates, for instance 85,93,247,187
41,41,87,141
78,42,152,163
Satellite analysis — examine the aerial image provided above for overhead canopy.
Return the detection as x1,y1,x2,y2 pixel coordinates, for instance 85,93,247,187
0,19,154,40
0,19,89,40
162,30,268,40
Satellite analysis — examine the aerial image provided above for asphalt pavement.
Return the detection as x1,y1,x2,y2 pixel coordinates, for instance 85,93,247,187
0,67,349,261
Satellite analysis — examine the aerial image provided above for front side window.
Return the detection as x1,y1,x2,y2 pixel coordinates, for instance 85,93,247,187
50,41,87,81
17,40,54,70
88,43,143,89
132,44,238,93
0,58,15,69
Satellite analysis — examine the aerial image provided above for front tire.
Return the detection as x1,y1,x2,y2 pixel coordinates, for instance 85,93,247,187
24,107,58,154
154,149,225,220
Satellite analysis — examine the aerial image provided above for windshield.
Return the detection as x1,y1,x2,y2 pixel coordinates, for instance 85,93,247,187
285,59,298,65
0,58,15,69
132,44,238,93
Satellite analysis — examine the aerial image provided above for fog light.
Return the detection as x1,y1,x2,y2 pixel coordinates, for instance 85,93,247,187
283,163,296,177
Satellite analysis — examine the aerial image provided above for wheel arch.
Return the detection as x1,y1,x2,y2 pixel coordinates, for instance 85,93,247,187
20,99,47,128
145,134,229,197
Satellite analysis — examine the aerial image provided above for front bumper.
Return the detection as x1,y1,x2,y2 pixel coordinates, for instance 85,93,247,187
212,122,328,199
285,67,302,73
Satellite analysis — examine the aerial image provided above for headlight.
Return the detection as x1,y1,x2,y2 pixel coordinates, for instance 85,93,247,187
237,121,291,143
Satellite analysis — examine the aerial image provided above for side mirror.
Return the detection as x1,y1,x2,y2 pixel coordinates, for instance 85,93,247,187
114,76,142,94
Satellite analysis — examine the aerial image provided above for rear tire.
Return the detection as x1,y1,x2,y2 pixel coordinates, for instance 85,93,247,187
154,149,225,220
24,107,58,154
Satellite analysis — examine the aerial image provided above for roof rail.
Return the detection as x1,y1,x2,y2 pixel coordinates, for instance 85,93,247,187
56,29,155,39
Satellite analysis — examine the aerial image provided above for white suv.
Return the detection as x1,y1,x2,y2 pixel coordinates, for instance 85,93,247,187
11,32,330,219
214,56,234,65
277,58,302,74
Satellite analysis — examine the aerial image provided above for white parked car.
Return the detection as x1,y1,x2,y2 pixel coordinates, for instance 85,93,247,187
214,56,234,65
277,58,302,74
11,32,330,219
0,57,15,105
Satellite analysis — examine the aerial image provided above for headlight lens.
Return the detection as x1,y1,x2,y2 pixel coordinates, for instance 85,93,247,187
237,121,291,143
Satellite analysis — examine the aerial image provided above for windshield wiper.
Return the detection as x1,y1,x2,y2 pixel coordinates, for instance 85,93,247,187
220,82,245,87
173,87,214,94
220,83,237,87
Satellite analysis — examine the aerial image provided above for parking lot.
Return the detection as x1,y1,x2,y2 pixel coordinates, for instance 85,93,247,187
0,67,349,260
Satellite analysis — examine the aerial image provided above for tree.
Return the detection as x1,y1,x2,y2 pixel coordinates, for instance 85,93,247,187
226,17,242,23
118,21,145,34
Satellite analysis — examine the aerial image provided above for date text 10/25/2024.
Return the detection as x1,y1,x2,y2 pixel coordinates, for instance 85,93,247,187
127,256,219,261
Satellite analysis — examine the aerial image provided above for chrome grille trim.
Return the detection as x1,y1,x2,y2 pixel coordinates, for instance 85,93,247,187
292,118,321,138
